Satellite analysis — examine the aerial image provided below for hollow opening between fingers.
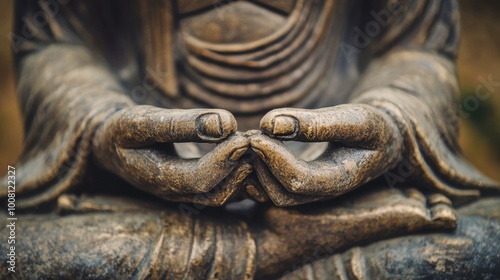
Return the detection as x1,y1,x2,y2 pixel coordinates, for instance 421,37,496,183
174,142,216,159
283,141,329,161
175,141,329,161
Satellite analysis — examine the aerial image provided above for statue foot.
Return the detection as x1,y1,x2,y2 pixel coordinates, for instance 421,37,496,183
254,187,457,277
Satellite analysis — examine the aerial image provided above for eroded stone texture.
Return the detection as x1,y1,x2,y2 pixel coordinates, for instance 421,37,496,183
1,0,499,278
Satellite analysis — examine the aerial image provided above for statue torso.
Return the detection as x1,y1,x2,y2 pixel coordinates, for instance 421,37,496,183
140,0,352,131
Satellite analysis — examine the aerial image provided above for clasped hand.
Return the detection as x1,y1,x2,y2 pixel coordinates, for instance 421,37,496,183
92,104,404,206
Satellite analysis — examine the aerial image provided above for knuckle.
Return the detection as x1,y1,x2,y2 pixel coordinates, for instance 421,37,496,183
288,178,306,193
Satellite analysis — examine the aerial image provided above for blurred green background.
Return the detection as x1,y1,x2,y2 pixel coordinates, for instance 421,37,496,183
1,1,499,180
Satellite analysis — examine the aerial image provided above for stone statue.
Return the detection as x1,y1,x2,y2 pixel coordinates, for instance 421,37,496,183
2,0,500,278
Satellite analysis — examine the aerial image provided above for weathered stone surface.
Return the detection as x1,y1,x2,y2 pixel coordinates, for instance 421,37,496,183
1,0,499,278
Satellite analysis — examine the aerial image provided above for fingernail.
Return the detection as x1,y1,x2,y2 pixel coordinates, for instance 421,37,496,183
229,147,248,161
272,116,297,136
197,114,223,139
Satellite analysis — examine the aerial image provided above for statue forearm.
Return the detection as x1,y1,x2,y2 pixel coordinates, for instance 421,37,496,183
351,49,460,137
349,50,499,203
9,44,134,208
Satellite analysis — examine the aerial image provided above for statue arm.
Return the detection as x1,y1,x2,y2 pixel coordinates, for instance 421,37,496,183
349,50,499,203
250,0,499,206
350,0,499,203
1,0,136,209
1,1,249,209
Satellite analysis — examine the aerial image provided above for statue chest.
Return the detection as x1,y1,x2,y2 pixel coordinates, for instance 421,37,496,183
140,0,346,121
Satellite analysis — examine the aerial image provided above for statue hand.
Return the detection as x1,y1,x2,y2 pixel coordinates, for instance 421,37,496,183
250,104,404,206
92,105,250,206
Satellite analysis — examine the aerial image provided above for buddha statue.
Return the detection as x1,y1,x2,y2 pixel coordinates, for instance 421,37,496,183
2,0,500,278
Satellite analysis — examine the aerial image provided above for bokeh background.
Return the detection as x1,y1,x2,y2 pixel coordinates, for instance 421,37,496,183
1,0,499,180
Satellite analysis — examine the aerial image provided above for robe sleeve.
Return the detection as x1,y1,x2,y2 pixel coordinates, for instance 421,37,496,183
350,0,500,204
0,0,137,208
